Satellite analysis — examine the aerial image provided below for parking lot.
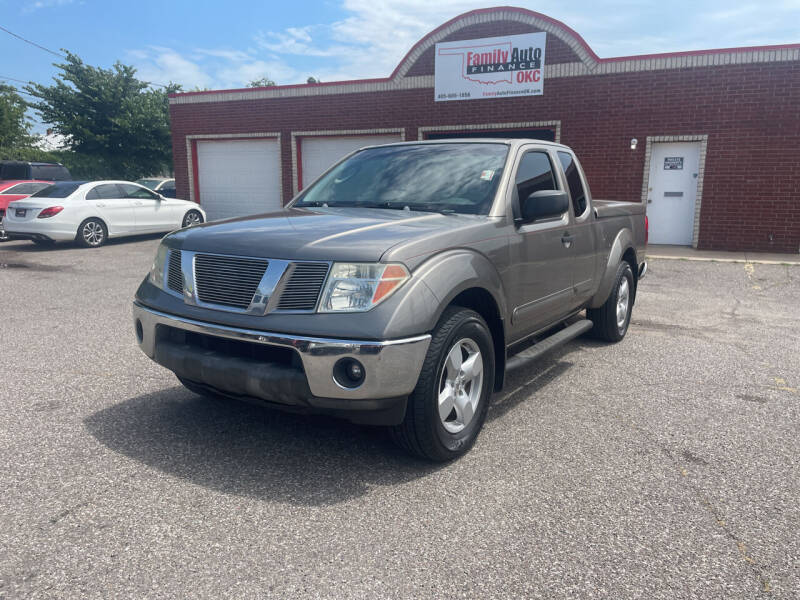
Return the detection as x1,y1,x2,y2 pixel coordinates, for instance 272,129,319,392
1,236,798,599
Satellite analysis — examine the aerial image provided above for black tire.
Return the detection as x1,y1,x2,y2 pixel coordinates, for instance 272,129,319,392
76,218,107,248
182,210,204,228
587,262,634,342
390,307,495,462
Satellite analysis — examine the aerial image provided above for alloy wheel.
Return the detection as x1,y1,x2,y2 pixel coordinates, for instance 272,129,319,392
183,211,202,227
437,338,484,434
83,221,104,246
616,277,630,329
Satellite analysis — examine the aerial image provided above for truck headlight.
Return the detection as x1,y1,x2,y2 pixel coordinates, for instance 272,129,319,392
318,263,410,313
149,243,169,290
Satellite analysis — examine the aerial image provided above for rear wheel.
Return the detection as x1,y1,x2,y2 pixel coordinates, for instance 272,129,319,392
587,262,634,342
390,307,494,461
76,218,107,248
182,210,203,228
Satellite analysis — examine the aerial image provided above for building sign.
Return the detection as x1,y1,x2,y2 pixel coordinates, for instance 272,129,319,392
663,157,684,170
434,32,546,102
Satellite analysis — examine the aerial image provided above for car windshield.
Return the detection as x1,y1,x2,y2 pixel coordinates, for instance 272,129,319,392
136,179,162,190
293,143,509,215
32,183,82,198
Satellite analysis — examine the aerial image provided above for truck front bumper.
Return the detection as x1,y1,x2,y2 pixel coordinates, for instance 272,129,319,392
133,302,431,423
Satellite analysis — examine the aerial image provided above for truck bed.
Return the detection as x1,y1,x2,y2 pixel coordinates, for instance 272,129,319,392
593,199,646,219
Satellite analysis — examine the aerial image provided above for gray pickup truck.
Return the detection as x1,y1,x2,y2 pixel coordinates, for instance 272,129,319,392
133,140,647,460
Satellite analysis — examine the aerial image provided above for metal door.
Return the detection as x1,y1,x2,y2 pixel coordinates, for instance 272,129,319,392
506,148,574,339
647,142,701,245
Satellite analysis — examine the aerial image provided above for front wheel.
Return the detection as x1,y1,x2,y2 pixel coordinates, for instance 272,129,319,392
587,262,634,342
182,210,204,228
390,307,495,461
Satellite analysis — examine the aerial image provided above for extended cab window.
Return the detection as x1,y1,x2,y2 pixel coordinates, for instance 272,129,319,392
515,151,557,200
557,151,588,217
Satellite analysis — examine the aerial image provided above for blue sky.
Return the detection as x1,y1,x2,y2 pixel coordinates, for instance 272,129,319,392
2,0,800,131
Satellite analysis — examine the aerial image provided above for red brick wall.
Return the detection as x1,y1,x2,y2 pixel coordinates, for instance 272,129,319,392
169,43,800,253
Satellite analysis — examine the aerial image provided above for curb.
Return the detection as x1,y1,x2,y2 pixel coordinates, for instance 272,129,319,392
647,255,800,266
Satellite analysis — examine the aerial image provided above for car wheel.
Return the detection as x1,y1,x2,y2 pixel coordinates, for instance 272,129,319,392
390,306,495,461
587,261,634,342
76,218,107,248
182,210,204,228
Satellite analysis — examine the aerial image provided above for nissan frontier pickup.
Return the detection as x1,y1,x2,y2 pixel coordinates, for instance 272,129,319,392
133,140,647,460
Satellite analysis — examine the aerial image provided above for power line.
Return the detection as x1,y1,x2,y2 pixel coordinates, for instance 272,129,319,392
0,74,32,85
0,24,66,58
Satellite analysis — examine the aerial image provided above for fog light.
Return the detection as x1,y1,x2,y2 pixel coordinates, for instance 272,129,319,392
135,319,143,344
333,358,366,389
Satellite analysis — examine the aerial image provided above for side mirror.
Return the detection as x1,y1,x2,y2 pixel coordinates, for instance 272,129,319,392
519,190,569,223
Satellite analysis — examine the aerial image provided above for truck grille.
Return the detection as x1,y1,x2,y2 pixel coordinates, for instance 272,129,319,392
277,262,330,311
194,254,269,309
167,250,183,293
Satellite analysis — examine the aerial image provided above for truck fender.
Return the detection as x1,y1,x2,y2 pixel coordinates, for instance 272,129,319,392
588,228,637,309
396,249,508,391
411,249,508,332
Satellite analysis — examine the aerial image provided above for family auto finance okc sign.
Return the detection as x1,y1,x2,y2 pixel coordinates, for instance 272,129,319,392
434,32,546,102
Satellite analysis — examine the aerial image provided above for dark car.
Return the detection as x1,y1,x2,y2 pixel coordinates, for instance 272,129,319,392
0,161,72,182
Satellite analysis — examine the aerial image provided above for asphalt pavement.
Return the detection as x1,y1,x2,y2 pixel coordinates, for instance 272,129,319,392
1,236,798,599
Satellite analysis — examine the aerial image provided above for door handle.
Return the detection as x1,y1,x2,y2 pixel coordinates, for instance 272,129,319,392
95,203,106,207
134,201,143,206
561,233,574,248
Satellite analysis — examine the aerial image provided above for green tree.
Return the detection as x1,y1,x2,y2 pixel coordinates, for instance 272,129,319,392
25,51,181,180
248,76,276,88
306,76,320,84
0,83,33,148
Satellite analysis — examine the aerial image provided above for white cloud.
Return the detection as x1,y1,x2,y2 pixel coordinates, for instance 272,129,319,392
22,0,74,12
131,47,214,89
127,45,299,90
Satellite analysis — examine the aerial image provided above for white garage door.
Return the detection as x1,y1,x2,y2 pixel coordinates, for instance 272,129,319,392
300,135,402,190
196,139,281,221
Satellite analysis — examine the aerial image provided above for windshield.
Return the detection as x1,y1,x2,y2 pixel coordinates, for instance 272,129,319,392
136,179,162,190
293,143,508,215
32,183,82,198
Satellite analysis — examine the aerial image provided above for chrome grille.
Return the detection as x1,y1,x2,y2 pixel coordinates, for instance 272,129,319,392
277,262,330,311
194,254,268,309
167,250,183,293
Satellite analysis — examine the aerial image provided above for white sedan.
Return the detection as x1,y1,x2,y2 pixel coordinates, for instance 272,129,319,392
4,180,206,248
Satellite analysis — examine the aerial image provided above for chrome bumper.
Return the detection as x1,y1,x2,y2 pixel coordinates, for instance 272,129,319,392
132,302,431,400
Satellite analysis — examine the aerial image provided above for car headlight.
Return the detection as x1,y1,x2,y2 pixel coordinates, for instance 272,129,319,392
318,263,410,313
149,243,169,289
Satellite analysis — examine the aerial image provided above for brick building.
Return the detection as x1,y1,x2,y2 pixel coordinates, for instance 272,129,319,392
168,6,800,253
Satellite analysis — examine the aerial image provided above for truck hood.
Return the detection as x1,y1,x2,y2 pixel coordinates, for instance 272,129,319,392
165,207,492,263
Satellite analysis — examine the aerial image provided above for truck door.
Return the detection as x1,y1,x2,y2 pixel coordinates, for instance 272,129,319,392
557,151,596,305
506,147,575,339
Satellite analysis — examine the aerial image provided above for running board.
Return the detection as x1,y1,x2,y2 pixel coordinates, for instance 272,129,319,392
510,319,593,361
